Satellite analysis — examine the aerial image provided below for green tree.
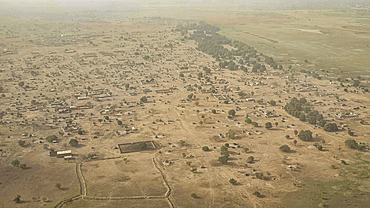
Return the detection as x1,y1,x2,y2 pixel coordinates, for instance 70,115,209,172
13,195,21,203
275,122,278,127
202,146,209,151
18,81,24,87
211,109,216,114
345,139,358,149
191,193,199,199
279,145,290,152
187,93,194,100
255,172,265,180
229,178,237,185
323,123,338,132
253,191,261,197
87,153,95,159
245,118,252,124
293,140,297,146
294,130,298,136
11,159,20,167
140,96,147,103
55,183,61,189
218,155,229,164
19,163,26,169
117,120,122,125
317,145,323,151
298,130,313,141
46,134,58,143
77,129,83,135
105,116,110,120
179,73,184,78
247,156,254,163
251,122,258,127
69,139,78,147
18,140,25,147
265,122,272,129
348,130,354,136
228,109,236,117
270,100,276,106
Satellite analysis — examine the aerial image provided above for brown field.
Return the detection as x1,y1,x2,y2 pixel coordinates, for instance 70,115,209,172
82,155,167,197
1,4,370,208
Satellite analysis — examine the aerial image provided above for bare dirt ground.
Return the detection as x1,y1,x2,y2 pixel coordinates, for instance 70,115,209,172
1,8,370,208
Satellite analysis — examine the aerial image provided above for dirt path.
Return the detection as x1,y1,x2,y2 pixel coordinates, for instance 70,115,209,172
168,101,260,208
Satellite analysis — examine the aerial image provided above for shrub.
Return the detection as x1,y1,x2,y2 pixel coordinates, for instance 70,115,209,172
323,123,338,132
317,145,323,151
13,195,21,203
255,172,265,180
228,110,236,117
229,178,237,185
279,145,290,152
202,146,209,151
69,139,78,147
253,191,261,197
247,156,254,163
298,130,313,141
11,159,20,167
140,96,147,103
265,122,272,129
19,164,27,169
46,134,58,143
245,118,252,124
191,193,199,199
18,140,25,147
218,155,229,164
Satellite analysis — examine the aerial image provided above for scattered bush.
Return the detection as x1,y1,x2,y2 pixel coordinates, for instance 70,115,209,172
279,145,290,152
11,159,20,167
323,123,338,132
247,156,254,163
46,134,58,143
191,193,199,199
69,139,78,147
13,195,21,203
265,122,272,129
253,191,261,197
229,178,237,185
298,130,313,141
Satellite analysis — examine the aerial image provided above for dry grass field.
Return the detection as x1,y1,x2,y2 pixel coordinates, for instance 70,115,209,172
1,3,370,208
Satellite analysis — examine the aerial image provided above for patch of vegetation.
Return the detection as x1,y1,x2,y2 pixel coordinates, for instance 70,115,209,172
229,178,237,185
279,145,290,152
323,123,338,132
298,130,313,141
69,139,78,147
